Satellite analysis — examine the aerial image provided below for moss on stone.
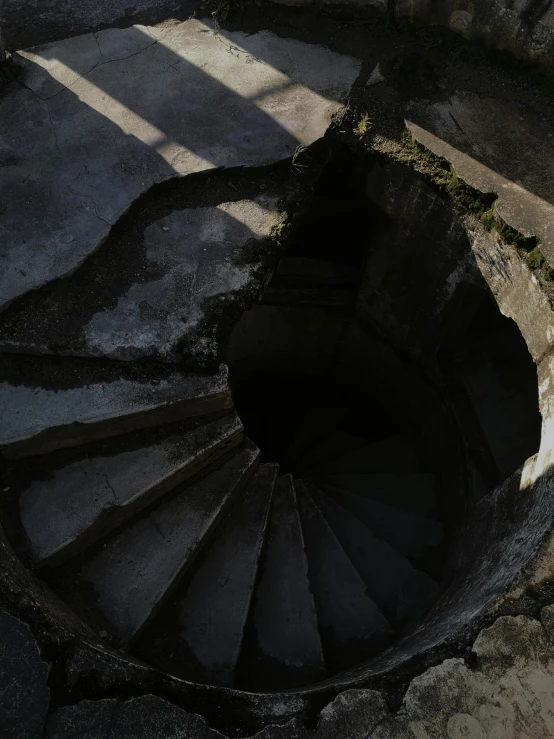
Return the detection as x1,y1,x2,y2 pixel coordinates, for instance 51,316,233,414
527,247,545,270
395,132,494,215
383,130,554,282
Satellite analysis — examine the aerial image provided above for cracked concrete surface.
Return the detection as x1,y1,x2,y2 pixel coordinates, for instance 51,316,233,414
0,19,360,308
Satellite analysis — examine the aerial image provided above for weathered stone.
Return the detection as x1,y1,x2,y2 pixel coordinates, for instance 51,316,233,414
467,218,554,363
541,604,554,639
317,690,387,738
406,93,554,263
248,719,306,739
371,616,554,738
0,19,360,308
0,611,50,739
45,695,222,739
84,198,283,362
64,639,312,733
0,365,230,458
0,196,286,363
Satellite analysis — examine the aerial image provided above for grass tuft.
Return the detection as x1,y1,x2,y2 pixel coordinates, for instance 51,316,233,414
355,114,372,138
291,144,310,175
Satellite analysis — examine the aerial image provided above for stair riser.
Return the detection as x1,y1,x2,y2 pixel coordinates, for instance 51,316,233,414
31,429,244,569
242,475,325,690
126,456,260,649
3,391,232,460
298,485,392,672
172,465,278,687
78,446,260,647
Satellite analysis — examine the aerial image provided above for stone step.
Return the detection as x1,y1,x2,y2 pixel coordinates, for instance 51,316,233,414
272,258,359,287
137,464,277,687
240,474,325,690
0,197,286,366
77,443,260,646
0,364,230,459
296,431,366,473
260,287,355,309
322,484,443,559
296,482,392,671
283,406,349,469
307,473,438,518
306,485,440,631
20,414,243,567
307,434,420,476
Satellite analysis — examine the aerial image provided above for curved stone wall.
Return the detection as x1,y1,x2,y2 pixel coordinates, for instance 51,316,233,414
396,0,554,71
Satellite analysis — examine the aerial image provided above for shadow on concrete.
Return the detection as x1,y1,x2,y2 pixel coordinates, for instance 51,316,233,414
0,19,357,307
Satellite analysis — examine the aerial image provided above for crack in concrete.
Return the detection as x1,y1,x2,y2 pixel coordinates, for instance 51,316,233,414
90,197,111,227
17,29,173,103
93,473,117,503
46,105,63,157
93,31,105,62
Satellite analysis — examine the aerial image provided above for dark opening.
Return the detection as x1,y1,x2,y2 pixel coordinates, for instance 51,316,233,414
230,371,398,476
439,292,542,492
227,149,542,627
285,149,375,268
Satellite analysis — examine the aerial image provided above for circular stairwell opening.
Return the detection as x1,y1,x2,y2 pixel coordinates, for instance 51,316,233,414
224,149,543,690
0,149,546,706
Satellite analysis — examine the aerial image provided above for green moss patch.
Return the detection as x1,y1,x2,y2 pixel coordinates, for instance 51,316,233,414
385,131,553,283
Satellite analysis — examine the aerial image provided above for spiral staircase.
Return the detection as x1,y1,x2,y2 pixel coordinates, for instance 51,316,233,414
0,259,446,693
0,152,542,701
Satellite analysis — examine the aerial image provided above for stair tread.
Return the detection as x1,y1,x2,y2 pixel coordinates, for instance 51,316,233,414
297,431,366,473
307,473,437,518
243,474,325,690
321,484,443,559
20,414,243,566
307,434,420,476
78,443,259,646
145,464,277,687
0,365,230,459
306,484,440,630
261,287,355,309
297,482,392,670
273,257,359,286
284,406,348,468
